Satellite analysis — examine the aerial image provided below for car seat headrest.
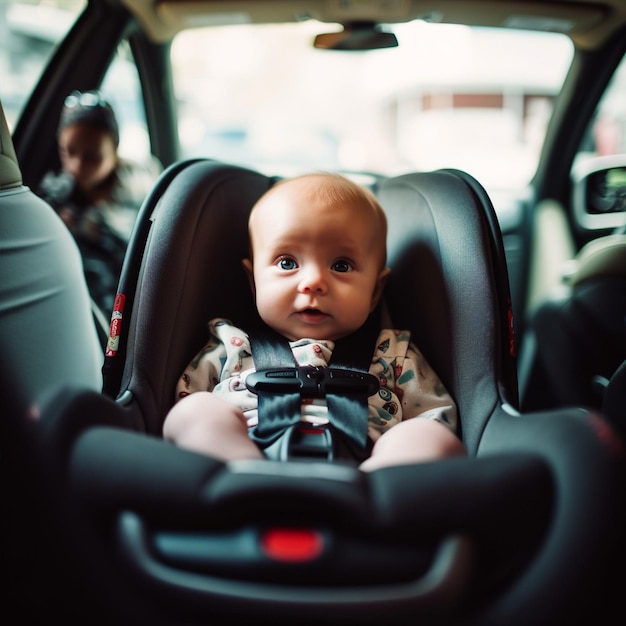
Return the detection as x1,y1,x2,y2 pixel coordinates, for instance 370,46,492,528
0,101,22,190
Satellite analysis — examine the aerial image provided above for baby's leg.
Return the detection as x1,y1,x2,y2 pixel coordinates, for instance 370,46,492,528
163,392,264,462
359,418,466,472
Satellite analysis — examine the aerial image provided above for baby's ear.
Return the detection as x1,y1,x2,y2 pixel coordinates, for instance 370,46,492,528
241,258,256,295
370,267,391,311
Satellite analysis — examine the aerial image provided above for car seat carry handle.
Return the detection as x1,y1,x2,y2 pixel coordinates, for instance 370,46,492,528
247,309,380,450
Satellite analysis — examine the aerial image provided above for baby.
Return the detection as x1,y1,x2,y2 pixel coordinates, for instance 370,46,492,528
163,172,466,471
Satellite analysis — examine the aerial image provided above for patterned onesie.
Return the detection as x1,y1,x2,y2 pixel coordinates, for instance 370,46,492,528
175,318,458,443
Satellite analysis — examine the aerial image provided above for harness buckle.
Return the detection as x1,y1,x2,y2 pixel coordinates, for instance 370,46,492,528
246,366,379,398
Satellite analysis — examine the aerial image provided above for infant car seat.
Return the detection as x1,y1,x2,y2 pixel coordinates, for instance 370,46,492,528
22,158,626,624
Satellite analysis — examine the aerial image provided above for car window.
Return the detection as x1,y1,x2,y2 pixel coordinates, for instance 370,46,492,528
0,0,86,131
577,52,626,161
100,40,154,166
171,20,573,195
571,52,626,231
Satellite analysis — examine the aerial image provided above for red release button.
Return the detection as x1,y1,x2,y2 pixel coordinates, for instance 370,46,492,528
260,528,324,562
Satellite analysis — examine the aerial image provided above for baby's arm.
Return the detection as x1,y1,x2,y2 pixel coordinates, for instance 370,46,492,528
164,319,264,461
397,342,459,433
174,340,222,402
361,342,464,472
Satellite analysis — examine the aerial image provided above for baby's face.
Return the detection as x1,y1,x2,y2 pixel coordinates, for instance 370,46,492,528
243,177,389,341
58,123,117,195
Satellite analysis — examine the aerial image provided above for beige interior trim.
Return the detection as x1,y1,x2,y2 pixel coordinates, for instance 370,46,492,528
122,0,624,47
0,100,22,190
526,198,576,316
568,234,626,285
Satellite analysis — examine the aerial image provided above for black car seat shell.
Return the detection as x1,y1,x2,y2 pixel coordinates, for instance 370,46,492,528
108,163,517,455
62,158,625,624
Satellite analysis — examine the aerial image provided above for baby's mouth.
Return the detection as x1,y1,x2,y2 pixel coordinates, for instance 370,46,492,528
297,308,329,323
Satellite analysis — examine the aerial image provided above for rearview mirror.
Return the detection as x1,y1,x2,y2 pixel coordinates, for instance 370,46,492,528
314,22,398,51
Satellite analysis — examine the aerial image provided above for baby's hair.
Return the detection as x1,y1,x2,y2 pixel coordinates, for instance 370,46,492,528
304,172,385,227
249,172,388,264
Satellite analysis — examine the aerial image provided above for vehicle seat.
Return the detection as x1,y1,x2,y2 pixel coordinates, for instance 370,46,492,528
603,357,626,437
519,229,626,412
0,98,122,621
0,100,103,414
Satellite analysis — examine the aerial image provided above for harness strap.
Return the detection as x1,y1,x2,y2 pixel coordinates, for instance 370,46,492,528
247,323,304,446
247,309,381,450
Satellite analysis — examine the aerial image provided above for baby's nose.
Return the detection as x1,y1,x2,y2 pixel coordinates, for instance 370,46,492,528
298,265,327,293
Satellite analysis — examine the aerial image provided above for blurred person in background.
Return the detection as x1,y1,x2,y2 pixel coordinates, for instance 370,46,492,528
38,90,160,316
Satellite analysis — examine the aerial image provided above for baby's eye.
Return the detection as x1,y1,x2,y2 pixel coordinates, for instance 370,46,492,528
278,257,298,271
332,259,353,273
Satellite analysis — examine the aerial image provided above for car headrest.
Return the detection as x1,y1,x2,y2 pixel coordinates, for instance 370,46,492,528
562,233,626,286
0,101,22,190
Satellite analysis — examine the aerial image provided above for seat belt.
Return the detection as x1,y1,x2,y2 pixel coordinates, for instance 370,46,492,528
246,308,381,450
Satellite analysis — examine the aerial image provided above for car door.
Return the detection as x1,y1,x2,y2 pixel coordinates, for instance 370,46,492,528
519,45,626,411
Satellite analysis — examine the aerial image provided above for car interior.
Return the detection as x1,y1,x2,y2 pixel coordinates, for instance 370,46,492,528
519,224,626,414
2,0,626,624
